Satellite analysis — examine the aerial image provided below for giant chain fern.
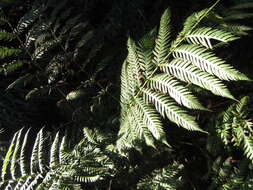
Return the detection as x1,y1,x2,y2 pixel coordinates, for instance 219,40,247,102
117,8,250,150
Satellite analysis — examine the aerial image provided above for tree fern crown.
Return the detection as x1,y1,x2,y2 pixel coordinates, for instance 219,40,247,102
117,7,250,149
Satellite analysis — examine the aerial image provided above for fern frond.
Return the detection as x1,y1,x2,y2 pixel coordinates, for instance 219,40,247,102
132,106,150,146
30,130,40,174
50,132,60,168
186,27,238,48
20,129,30,177
120,5,249,152
173,44,250,81
59,136,67,164
241,129,253,160
120,61,133,107
137,162,183,190
1,132,18,180
137,34,155,78
0,30,16,41
149,73,207,110
0,60,24,75
236,96,250,114
127,38,142,86
141,88,202,131
161,59,235,100
217,96,253,162
135,97,166,142
15,5,43,33
38,129,46,173
0,47,21,58
153,8,171,65
11,128,23,180
171,9,209,47
1,128,122,189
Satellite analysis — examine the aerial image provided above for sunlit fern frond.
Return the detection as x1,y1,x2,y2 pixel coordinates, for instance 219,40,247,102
161,58,235,99
148,73,207,110
153,8,172,66
117,7,250,150
186,27,238,49
172,44,249,81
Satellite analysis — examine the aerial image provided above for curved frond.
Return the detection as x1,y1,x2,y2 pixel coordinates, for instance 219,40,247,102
127,38,142,87
186,27,238,48
137,162,184,190
161,59,235,100
20,129,30,177
137,33,155,78
11,128,23,180
153,8,172,65
173,44,250,81
135,97,167,142
2,132,18,180
141,88,203,132
15,5,43,33
149,73,207,110
50,132,60,168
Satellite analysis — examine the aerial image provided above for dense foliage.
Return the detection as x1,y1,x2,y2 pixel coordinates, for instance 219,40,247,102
0,0,253,189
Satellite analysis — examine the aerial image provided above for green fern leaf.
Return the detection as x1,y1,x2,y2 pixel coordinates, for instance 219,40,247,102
153,8,171,65
0,60,24,75
186,27,238,48
30,131,40,174
135,97,167,142
173,44,250,81
171,9,209,48
1,132,17,180
120,61,133,107
50,132,60,168
0,47,21,58
59,136,67,164
10,128,23,180
137,35,155,78
20,129,31,177
131,105,157,147
0,30,16,41
161,59,235,100
127,38,142,86
238,126,253,160
38,129,46,173
15,5,42,33
149,73,207,110
243,133,253,160
236,96,250,114
141,88,203,132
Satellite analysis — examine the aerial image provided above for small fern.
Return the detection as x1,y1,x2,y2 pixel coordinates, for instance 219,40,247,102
137,161,184,190
209,157,253,190
216,96,253,161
